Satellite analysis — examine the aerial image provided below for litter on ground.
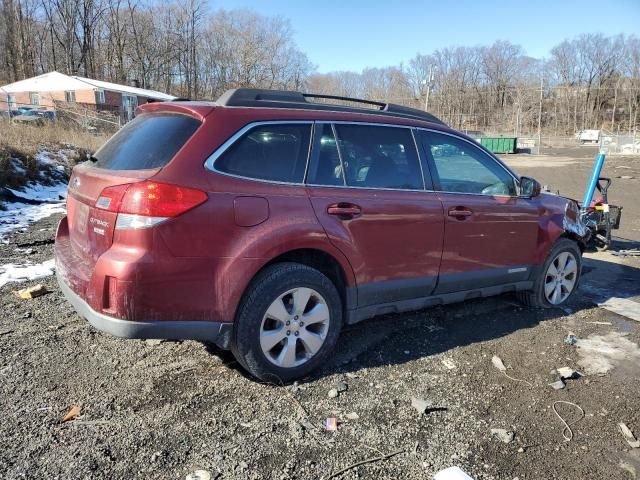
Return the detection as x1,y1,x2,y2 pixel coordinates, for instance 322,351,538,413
618,423,640,449
14,283,48,299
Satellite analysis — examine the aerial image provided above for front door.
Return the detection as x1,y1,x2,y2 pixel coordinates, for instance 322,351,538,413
307,123,444,308
416,130,539,294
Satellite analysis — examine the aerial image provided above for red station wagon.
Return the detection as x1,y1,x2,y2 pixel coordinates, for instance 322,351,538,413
55,89,589,380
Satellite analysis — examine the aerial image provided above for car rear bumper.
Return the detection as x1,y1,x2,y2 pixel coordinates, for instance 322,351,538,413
57,270,232,348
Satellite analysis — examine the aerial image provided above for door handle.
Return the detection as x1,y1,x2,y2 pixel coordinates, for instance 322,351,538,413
327,203,362,218
448,207,473,218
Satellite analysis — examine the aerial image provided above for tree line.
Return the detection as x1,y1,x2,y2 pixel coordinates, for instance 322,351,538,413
0,0,313,99
1,0,639,135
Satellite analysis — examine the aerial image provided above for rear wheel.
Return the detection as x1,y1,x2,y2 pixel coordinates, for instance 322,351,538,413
519,238,581,308
231,263,343,382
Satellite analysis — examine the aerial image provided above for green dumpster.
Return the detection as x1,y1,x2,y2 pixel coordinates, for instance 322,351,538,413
479,137,517,154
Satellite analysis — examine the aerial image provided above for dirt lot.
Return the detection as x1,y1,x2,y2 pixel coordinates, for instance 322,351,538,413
1,148,639,480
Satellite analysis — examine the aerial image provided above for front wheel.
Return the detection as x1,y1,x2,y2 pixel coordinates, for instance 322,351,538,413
519,238,582,308
231,262,343,382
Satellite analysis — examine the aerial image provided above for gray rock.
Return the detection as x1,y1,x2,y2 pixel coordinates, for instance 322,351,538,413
491,428,515,443
185,470,211,480
328,388,338,398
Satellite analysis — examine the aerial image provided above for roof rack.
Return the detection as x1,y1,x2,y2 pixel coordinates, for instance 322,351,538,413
215,88,446,125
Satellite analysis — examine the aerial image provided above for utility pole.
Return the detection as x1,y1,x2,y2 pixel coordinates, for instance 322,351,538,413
537,72,543,154
424,65,434,112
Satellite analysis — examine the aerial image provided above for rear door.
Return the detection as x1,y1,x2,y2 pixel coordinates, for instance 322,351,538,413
416,130,539,293
67,113,201,268
307,122,444,308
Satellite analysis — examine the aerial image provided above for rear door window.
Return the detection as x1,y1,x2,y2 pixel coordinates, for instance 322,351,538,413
307,123,344,186
93,113,201,170
215,123,312,183
333,124,423,190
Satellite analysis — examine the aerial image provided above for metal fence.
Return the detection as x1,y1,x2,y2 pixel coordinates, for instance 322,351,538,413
601,133,640,154
0,98,121,135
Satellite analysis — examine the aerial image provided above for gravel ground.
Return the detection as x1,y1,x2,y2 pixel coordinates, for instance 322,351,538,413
1,151,639,480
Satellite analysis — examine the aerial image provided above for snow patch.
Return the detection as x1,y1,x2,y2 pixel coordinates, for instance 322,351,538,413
0,177,68,241
7,181,67,203
576,332,640,375
0,200,66,242
0,258,55,288
1,148,71,241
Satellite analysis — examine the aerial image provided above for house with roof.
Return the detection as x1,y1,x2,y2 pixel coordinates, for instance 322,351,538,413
0,71,175,123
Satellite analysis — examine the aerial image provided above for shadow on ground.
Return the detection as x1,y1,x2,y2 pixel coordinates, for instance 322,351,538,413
205,251,640,383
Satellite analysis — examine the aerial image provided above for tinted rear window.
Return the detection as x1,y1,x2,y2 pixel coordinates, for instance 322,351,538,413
93,113,201,170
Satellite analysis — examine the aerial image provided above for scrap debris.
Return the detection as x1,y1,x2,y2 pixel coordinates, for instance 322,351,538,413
618,423,640,449
491,428,515,444
61,404,81,423
411,396,433,415
14,283,47,299
185,470,212,480
552,401,585,442
548,367,582,390
491,355,507,372
564,332,578,345
548,380,566,390
556,367,582,380
611,249,640,257
323,416,338,432
434,466,476,480
491,355,533,387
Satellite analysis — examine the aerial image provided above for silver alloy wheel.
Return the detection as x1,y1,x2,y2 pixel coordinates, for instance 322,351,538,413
259,287,330,368
544,251,578,305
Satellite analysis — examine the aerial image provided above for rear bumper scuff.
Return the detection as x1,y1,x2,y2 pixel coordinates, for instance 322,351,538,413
57,270,232,349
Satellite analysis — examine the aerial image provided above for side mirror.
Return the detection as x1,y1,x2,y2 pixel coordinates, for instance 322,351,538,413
519,176,541,198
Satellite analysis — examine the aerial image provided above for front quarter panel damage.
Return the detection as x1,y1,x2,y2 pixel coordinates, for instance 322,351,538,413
534,194,590,263
562,199,591,245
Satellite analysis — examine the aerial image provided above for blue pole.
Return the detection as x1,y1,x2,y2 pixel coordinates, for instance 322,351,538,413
581,152,606,212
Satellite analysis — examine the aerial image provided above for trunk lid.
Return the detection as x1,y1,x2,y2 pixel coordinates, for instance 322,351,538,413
66,111,202,266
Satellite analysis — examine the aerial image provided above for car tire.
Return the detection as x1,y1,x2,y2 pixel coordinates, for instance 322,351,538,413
519,238,582,308
231,262,343,382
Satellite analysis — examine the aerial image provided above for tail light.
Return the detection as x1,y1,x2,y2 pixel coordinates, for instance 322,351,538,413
95,181,207,229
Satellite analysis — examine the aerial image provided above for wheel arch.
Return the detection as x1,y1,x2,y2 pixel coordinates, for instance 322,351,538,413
259,248,355,311
229,246,357,326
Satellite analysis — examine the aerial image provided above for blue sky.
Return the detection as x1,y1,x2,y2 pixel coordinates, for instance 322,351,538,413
214,0,640,73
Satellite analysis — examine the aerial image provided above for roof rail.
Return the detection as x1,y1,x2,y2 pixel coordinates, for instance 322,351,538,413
216,88,445,125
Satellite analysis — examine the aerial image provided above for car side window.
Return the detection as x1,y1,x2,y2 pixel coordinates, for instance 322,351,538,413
333,124,423,190
420,131,516,196
215,124,311,183
306,123,344,186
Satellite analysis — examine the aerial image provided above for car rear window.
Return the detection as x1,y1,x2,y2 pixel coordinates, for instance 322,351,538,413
92,113,201,170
